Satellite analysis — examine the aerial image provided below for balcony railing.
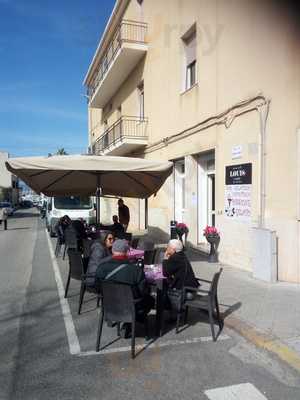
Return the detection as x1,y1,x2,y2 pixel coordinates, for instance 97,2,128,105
87,20,147,99
92,116,148,155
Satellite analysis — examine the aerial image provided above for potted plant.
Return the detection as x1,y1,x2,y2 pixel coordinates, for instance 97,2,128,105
176,222,189,245
203,225,220,263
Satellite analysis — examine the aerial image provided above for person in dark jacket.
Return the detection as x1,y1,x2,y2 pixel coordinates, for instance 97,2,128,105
54,215,72,245
100,215,125,238
118,198,130,232
95,239,154,337
162,239,199,291
86,231,114,285
72,219,87,251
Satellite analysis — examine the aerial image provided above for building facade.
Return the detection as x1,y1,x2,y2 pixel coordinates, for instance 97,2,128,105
0,152,19,205
84,0,300,283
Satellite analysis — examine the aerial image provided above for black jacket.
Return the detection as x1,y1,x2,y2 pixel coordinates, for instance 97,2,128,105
95,258,147,298
162,251,199,290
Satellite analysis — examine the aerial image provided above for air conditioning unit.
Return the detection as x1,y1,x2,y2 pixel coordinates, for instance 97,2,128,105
252,227,277,283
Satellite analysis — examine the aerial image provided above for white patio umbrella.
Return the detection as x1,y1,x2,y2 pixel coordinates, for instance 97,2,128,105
6,154,173,223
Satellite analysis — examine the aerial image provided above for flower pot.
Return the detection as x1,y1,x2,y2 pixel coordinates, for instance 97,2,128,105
205,234,220,263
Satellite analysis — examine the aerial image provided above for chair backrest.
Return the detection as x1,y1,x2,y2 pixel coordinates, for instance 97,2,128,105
137,238,155,251
82,239,91,258
131,238,139,249
144,249,156,265
124,232,133,242
101,281,135,323
210,268,223,298
67,249,84,280
153,248,166,264
64,225,78,247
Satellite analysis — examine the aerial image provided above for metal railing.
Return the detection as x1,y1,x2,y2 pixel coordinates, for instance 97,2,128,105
87,20,148,99
92,116,148,154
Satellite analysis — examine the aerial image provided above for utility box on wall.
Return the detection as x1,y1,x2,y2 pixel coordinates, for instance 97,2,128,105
252,228,277,283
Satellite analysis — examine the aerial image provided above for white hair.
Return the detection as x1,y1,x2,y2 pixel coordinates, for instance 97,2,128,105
168,239,183,253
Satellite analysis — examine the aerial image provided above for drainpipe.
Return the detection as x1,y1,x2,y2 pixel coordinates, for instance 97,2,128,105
256,100,270,228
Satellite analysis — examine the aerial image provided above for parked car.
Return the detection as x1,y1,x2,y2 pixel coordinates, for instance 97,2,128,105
0,201,14,216
19,200,33,208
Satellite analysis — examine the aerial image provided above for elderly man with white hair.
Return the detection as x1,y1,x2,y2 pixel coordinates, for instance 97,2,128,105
162,239,199,292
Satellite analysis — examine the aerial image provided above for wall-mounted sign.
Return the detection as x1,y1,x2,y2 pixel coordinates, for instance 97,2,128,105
231,145,242,160
225,163,252,220
225,163,252,185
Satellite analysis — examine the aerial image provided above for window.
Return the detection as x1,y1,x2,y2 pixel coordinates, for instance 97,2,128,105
182,26,197,91
186,60,196,89
117,106,122,120
103,120,108,147
138,82,144,120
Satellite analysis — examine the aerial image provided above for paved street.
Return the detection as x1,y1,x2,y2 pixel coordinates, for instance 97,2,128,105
1,209,300,400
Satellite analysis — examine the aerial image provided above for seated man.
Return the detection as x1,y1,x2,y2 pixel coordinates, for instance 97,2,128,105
100,215,125,238
95,239,154,336
162,239,199,291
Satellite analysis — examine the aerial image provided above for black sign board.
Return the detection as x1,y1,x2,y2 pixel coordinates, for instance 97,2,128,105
225,163,252,185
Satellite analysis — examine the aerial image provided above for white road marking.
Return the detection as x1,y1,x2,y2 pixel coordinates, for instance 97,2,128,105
46,231,81,355
205,383,268,400
78,334,231,357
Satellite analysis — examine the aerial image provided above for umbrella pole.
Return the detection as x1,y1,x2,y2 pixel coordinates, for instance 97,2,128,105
96,186,101,225
96,174,101,225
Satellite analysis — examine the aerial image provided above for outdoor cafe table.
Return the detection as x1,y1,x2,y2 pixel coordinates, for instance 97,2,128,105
145,264,167,337
127,248,144,260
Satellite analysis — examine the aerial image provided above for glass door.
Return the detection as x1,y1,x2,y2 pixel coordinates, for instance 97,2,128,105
207,173,215,226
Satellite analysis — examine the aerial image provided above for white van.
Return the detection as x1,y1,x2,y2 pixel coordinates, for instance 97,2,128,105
46,196,95,237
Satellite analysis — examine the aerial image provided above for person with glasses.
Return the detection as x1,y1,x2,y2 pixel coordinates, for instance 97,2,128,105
85,231,115,285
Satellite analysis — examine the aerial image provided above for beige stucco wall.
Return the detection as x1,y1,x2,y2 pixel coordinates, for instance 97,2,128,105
86,0,300,282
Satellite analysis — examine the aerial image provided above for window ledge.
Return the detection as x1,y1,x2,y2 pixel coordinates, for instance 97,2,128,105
180,83,198,96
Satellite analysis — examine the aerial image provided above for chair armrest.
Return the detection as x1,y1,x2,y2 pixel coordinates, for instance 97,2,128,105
196,288,210,294
81,273,96,281
196,277,212,284
183,286,198,292
133,297,143,305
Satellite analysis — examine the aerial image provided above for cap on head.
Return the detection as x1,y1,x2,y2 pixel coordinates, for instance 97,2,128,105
118,198,124,205
168,239,183,253
112,239,129,253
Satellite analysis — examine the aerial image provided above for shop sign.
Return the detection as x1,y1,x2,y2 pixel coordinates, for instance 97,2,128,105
225,163,252,220
231,145,242,159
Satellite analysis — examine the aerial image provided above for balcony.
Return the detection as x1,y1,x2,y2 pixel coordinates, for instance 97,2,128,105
92,116,148,156
87,20,148,109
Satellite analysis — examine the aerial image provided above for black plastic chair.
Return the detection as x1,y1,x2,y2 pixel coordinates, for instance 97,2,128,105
63,226,78,260
55,236,64,257
153,248,166,264
176,268,223,341
131,238,139,249
96,281,149,359
78,272,101,315
144,249,156,265
64,249,84,299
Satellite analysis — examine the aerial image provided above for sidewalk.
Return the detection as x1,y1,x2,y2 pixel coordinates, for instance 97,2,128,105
188,249,300,372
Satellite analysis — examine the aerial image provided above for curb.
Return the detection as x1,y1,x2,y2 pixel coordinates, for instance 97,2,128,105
224,315,300,373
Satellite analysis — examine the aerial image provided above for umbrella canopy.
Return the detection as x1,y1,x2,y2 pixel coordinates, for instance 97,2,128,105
5,154,173,198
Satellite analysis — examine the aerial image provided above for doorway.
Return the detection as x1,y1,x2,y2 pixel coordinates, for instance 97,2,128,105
198,151,215,243
174,158,186,223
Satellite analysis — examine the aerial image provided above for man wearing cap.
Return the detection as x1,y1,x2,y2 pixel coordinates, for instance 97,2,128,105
95,239,154,337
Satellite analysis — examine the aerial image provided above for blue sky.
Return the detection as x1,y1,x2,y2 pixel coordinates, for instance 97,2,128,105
0,0,115,157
